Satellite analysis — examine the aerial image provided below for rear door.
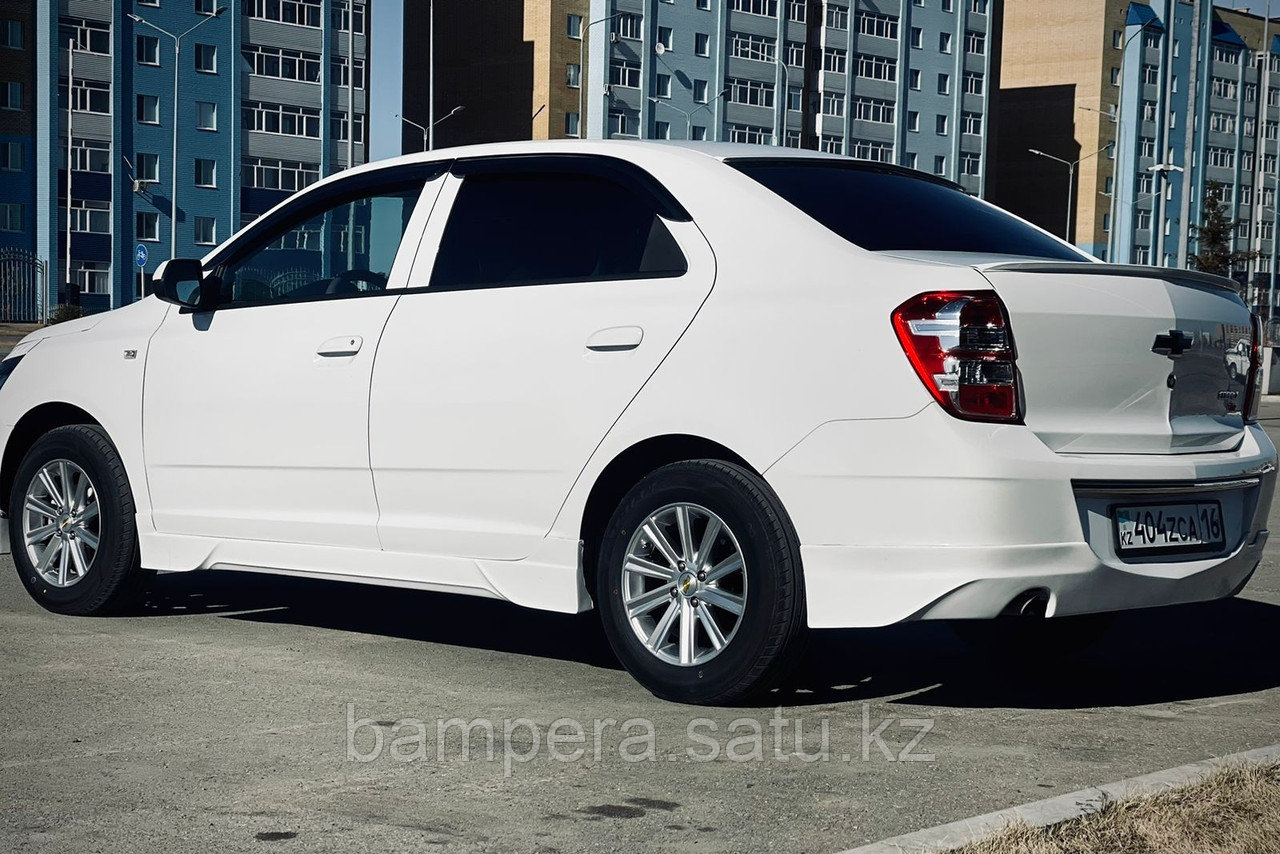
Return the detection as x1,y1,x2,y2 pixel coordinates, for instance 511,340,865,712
980,263,1254,454
369,155,715,560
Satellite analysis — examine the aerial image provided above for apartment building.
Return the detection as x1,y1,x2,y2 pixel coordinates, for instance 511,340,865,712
582,0,1000,194
17,0,369,314
994,0,1280,278
0,1,35,256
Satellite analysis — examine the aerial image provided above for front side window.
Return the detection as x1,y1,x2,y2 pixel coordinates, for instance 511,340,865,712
730,160,1085,261
213,178,425,306
430,169,687,291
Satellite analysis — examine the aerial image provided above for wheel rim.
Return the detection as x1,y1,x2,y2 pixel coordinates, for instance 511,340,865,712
621,502,747,667
22,459,101,589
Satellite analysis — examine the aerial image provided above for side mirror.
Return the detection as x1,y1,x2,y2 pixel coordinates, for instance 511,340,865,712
154,258,215,310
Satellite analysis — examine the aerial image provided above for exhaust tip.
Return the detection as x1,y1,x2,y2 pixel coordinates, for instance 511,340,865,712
1002,589,1050,619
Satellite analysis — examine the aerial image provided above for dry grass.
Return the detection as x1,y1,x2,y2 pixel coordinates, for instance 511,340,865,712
953,762,1280,854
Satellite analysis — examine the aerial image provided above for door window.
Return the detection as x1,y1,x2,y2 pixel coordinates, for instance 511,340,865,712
430,170,687,290
214,178,424,306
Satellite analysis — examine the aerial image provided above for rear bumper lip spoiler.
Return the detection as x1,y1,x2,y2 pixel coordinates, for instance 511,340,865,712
1072,476,1263,498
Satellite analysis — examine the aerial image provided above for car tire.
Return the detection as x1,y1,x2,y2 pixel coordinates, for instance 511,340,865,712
9,425,143,616
596,460,807,705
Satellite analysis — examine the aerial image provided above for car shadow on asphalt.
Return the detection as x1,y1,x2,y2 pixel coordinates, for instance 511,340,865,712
134,571,1280,710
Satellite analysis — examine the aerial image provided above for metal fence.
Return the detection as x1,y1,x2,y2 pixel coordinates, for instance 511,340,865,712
0,249,48,324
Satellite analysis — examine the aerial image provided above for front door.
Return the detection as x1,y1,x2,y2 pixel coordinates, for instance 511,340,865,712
143,167,439,548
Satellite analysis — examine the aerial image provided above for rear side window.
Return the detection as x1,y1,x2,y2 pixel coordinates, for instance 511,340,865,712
730,160,1086,261
430,172,687,290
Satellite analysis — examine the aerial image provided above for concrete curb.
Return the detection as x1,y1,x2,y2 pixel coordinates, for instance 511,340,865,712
838,743,1280,854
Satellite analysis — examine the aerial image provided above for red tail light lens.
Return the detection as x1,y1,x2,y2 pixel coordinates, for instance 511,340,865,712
1244,313,1263,424
892,291,1022,423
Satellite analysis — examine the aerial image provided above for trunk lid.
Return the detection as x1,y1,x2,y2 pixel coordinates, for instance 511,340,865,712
978,262,1253,455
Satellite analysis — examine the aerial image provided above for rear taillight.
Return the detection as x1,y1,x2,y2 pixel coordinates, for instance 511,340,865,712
892,291,1022,423
1244,313,1263,423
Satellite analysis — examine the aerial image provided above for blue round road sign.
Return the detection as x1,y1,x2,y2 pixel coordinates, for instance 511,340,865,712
135,244,149,268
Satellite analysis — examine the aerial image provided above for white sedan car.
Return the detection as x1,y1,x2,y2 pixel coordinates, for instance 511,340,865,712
1,142,1273,704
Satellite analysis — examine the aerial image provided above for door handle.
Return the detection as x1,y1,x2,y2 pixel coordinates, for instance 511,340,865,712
586,326,644,352
317,336,363,357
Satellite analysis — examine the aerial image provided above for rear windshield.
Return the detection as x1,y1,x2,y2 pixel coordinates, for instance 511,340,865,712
729,160,1085,261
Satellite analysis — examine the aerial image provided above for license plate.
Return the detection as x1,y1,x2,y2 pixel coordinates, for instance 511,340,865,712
1114,502,1225,555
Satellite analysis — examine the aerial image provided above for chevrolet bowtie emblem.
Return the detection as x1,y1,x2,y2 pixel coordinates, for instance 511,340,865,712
1152,330,1194,357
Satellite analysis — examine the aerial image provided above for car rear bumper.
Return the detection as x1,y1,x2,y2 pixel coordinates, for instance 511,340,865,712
764,405,1277,629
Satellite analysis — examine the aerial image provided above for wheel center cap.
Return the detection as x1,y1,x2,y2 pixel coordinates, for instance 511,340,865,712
677,572,699,598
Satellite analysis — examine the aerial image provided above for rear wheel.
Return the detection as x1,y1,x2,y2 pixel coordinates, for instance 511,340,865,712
9,425,143,615
596,460,807,705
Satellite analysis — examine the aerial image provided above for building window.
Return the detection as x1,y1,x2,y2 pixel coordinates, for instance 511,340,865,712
905,152,918,170
330,1,367,33
961,153,980,176
962,111,982,135
856,11,899,40
196,101,217,130
695,33,711,56
731,31,777,63
821,135,844,155
728,77,775,108
64,78,110,114
609,60,641,89
822,90,844,117
909,69,921,90
0,202,22,233
613,13,642,40
566,63,580,88
786,41,804,67
195,158,216,188
565,111,580,137
60,17,110,55
137,35,160,65
654,120,670,139
71,199,110,234
937,73,950,94
138,94,160,124
195,43,217,73
856,53,898,81
1,80,20,111
1214,46,1240,65
788,0,806,21
656,74,672,98
137,211,159,242
695,126,711,142
1112,29,1122,49
934,155,947,175
823,47,847,73
331,56,366,88
0,140,21,170
698,0,711,9
727,123,770,144
694,79,709,102
137,152,159,183
852,140,892,162
657,26,674,51
75,261,109,295
330,112,366,143
731,0,779,17
910,27,922,49
1,19,22,49
248,0,322,28
608,111,639,137
1111,67,1120,86
195,216,216,245
826,5,849,29
965,30,985,55
196,0,217,13
71,138,110,173
243,101,321,137
936,114,948,135
242,157,320,191
907,110,919,131
1206,146,1234,168
567,14,582,38
854,97,894,123
939,32,952,54
963,72,984,96
244,44,322,83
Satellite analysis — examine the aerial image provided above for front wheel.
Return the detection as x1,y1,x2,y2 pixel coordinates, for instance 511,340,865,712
596,461,807,705
10,425,143,615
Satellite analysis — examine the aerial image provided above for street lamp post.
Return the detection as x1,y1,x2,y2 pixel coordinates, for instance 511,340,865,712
1028,144,1114,244
395,107,464,152
580,13,625,139
648,88,728,140
128,7,226,261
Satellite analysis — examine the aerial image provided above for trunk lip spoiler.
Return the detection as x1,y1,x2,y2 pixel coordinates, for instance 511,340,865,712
979,262,1241,295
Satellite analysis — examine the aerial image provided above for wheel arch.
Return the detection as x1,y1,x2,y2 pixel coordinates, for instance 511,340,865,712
578,434,758,596
1,402,104,507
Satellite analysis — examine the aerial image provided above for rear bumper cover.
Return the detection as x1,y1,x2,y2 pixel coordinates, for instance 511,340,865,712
765,405,1277,629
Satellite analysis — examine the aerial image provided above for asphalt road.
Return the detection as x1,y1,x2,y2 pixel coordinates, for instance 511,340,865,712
4,409,1280,854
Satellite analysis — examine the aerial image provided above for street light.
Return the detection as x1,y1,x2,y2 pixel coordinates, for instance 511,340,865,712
579,12,625,139
396,107,463,152
1028,144,1113,244
127,7,226,260
648,88,728,140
